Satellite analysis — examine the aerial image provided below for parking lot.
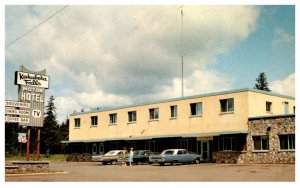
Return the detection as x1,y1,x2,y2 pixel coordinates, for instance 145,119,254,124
5,162,295,182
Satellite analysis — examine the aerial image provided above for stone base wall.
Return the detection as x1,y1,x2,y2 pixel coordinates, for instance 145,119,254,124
213,115,295,164
66,153,92,162
213,151,295,164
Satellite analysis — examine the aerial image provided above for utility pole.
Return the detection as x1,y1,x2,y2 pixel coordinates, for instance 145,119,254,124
181,6,184,98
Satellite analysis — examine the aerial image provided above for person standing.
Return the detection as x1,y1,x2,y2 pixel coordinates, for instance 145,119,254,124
129,147,134,166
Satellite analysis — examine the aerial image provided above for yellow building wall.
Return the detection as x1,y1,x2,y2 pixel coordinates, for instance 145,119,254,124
248,91,295,117
69,91,250,141
68,90,295,142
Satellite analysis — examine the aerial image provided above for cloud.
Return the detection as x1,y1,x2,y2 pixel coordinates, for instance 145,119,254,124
272,27,294,47
270,73,295,97
5,5,260,122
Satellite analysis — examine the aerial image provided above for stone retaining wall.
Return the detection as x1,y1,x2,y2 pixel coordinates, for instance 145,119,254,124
11,161,49,171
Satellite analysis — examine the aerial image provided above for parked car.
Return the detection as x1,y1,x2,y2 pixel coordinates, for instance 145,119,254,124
149,149,202,166
92,150,127,165
123,150,159,165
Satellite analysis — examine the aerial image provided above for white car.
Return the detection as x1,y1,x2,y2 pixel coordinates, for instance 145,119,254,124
92,150,127,165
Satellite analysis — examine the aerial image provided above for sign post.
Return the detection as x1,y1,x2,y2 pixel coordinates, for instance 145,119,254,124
5,65,49,161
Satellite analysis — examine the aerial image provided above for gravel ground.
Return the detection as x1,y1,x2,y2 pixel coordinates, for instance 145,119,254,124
5,162,295,182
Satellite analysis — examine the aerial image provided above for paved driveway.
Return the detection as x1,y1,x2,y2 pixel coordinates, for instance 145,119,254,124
5,162,295,182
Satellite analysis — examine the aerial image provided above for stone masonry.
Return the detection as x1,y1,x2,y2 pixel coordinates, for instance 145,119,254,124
213,115,295,164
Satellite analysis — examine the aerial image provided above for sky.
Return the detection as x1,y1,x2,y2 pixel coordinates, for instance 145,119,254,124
4,4,295,123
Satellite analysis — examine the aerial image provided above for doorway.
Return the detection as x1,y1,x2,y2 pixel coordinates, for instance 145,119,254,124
197,141,210,162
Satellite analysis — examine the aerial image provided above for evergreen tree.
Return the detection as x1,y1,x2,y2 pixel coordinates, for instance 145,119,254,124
58,118,69,154
41,96,60,154
254,72,271,92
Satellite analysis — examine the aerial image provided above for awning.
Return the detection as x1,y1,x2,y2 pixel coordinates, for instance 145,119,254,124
61,130,248,144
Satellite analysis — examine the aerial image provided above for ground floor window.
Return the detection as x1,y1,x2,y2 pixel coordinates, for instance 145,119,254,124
218,137,236,151
279,134,295,150
253,135,269,150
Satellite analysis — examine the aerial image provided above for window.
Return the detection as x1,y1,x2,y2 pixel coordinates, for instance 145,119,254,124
91,116,98,126
74,118,80,128
190,102,202,116
109,113,117,124
128,111,137,122
279,134,295,150
170,105,177,118
218,137,236,151
220,98,234,113
266,102,272,112
149,108,159,120
253,135,269,150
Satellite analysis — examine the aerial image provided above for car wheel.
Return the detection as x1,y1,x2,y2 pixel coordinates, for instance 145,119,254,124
159,162,165,166
111,161,117,165
171,161,176,166
194,158,200,164
137,161,142,165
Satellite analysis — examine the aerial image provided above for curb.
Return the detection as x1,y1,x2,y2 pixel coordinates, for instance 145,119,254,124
5,171,68,176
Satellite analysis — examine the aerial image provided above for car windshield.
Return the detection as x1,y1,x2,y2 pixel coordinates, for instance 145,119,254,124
104,151,118,155
162,150,175,155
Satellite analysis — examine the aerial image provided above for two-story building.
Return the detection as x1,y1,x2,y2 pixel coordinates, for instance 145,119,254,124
62,88,295,163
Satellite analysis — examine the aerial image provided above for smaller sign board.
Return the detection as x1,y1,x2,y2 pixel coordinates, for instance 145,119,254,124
5,100,30,108
18,133,27,143
5,108,30,116
5,116,30,123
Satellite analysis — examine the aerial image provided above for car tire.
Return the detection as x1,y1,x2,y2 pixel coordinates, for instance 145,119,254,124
159,162,165,166
171,161,176,166
194,158,200,164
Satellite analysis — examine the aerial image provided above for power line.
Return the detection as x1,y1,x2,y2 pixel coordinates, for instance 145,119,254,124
5,5,69,48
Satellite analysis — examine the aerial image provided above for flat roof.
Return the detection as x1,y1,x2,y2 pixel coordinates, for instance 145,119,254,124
70,88,295,116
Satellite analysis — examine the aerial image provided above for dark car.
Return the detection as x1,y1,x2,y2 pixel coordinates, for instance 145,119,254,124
124,150,159,165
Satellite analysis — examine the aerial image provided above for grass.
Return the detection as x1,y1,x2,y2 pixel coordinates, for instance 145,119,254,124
5,154,67,163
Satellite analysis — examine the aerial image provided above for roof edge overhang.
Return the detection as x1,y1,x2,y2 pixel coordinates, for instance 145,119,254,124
61,130,248,144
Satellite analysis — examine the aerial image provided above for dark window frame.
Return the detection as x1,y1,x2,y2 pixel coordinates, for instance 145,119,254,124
75,118,81,128
220,98,234,113
128,111,137,123
91,116,98,126
149,108,159,120
190,102,203,116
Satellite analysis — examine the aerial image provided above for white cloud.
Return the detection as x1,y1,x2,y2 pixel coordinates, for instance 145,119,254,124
5,5,260,122
270,73,295,97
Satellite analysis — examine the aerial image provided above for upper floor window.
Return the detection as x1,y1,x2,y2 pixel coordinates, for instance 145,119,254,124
128,111,137,122
266,102,272,112
170,105,177,118
190,102,202,116
149,108,159,120
253,135,269,151
91,116,98,126
109,113,117,124
220,98,234,113
279,134,295,150
75,118,81,128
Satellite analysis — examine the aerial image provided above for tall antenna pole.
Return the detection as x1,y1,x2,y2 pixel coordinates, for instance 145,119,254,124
181,6,184,98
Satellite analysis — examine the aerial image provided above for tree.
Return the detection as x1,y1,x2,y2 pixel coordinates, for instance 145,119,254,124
41,96,60,154
58,118,69,154
254,72,271,92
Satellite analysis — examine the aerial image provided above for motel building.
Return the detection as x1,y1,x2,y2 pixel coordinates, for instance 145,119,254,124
62,88,295,164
